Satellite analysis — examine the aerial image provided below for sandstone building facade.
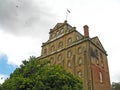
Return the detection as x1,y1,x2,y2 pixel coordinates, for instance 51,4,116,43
40,21,111,90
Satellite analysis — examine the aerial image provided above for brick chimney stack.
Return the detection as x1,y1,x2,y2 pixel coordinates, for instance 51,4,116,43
83,25,89,38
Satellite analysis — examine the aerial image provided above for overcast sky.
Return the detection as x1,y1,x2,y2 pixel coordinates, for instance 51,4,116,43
0,0,120,84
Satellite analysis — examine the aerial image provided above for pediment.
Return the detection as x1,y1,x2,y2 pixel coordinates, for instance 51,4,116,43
53,23,63,30
91,36,106,52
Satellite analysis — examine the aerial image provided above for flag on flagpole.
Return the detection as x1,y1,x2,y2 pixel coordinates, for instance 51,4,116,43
66,9,71,20
67,9,70,13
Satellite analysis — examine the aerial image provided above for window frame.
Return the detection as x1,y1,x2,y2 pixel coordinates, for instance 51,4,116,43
67,37,72,45
67,51,72,58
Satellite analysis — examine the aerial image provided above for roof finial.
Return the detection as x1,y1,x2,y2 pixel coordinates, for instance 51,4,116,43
64,20,67,23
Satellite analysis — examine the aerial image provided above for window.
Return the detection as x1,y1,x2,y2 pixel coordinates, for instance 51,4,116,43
96,41,100,46
100,53,103,60
78,47,82,54
78,58,82,65
52,33,56,38
95,49,99,59
76,35,80,40
99,72,103,83
96,59,99,65
67,51,72,58
67,38,72,45
67,61,71,67
100,53,104,67
59,42,63,49
90,47,95,57
58,54,62,61
50,57,54,64
56,31,59,36
78,71,82,78
51,45,55,52
60,29,64,34
43,48,47,55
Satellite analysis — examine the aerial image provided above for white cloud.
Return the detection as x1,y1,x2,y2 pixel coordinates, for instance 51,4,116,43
0,74,8,84
0,29,42,66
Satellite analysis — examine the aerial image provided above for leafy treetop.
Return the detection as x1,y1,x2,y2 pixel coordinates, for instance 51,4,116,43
1,56,83,90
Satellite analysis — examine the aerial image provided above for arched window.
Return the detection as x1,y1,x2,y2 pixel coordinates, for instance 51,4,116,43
59,42,63,49
67,51,72,58
60,29,64,34
58,54,62,61
67,38,72,45
52,33,56,38
76,35,80,40
43,48,47,55
78,71,82,78
78,58,82,65
95,49,99,59
67,60,71,68
78,47,82,54
56,31,59,36
51,45,55,52
50,57,54,64
99,72,103,83
100,53,104,67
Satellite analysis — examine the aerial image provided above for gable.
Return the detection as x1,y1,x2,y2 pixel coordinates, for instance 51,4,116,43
53,23,63,30
91,36,106,52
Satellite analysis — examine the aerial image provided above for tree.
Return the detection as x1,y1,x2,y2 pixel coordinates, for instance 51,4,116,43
0,84,2,89
112,82,120,90
1,56,83,90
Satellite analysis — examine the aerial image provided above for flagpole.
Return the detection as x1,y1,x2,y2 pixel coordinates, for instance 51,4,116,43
66,9,70,21
66,11,68,21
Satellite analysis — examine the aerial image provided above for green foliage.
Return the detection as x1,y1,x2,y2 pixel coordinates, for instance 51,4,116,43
1,56,83,90
0,84,2,89
112,82,120,90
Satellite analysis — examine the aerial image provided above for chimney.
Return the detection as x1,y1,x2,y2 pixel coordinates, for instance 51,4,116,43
83,25,89,38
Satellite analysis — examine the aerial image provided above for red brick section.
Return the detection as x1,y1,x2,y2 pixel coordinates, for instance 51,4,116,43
91,65,111,90
83,25,89,38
